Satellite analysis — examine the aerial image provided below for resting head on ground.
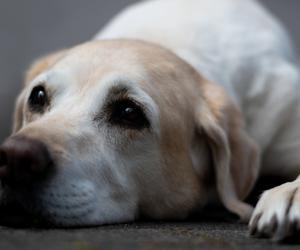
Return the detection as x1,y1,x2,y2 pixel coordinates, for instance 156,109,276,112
0,40,258,226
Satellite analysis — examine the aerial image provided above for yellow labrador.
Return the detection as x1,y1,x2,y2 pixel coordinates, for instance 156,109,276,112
1,0,300,241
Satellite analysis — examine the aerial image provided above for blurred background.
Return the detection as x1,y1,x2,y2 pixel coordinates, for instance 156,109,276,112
0,0,299,142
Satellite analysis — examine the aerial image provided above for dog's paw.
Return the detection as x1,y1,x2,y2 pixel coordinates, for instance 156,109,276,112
249,179,300,242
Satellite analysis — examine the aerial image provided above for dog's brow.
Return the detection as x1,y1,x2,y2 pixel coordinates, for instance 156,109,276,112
106,85,130,102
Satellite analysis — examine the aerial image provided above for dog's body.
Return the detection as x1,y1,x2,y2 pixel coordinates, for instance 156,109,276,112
1,0,300,241
96,1,300,239
96,0,300,179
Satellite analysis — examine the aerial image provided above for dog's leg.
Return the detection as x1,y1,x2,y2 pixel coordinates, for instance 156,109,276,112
247,59,300,241
249,176,300,241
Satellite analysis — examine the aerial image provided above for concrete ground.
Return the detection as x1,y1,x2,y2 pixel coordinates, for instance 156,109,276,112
0,221,299,250
0,202,298,250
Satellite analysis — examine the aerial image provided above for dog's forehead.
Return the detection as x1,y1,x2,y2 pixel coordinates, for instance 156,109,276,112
41,40,188,89
47,42,145,87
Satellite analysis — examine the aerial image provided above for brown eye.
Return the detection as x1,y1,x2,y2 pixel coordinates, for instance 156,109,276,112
28,85,49,112
108,100,150,129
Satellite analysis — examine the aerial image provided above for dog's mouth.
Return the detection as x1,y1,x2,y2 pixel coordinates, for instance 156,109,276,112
0,198,48,228
0,189,54,228
0,179,98,228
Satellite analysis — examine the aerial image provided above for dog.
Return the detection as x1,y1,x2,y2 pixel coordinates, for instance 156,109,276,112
0,0,300,241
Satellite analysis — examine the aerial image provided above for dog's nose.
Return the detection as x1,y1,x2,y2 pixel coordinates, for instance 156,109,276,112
0,136,53,186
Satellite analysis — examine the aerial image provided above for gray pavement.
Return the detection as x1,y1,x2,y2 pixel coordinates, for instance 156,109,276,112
0,222,298,250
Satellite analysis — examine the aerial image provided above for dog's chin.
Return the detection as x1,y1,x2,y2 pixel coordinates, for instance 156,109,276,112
0,180,99,228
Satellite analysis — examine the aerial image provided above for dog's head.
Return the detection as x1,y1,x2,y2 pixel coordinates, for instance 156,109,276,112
0,40,259,226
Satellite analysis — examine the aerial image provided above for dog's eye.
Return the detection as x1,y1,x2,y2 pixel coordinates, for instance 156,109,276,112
108,100,150,129
28,85,48,112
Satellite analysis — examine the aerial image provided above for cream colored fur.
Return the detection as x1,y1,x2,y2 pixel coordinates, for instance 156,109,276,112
5,0,300,239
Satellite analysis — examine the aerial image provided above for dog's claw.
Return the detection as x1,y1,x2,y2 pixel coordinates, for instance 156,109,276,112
249,212,262,236
249,181,300,242
258,214,278,238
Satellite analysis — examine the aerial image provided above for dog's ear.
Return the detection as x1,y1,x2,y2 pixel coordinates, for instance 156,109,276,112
13,50,67,133
12,91,26,133
195,80,260,222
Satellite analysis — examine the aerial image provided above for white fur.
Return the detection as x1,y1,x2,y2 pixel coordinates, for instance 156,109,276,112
94,0,300,238
95,0,300,174
20,69,163,225
6,0,300,234
249,177,300,241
